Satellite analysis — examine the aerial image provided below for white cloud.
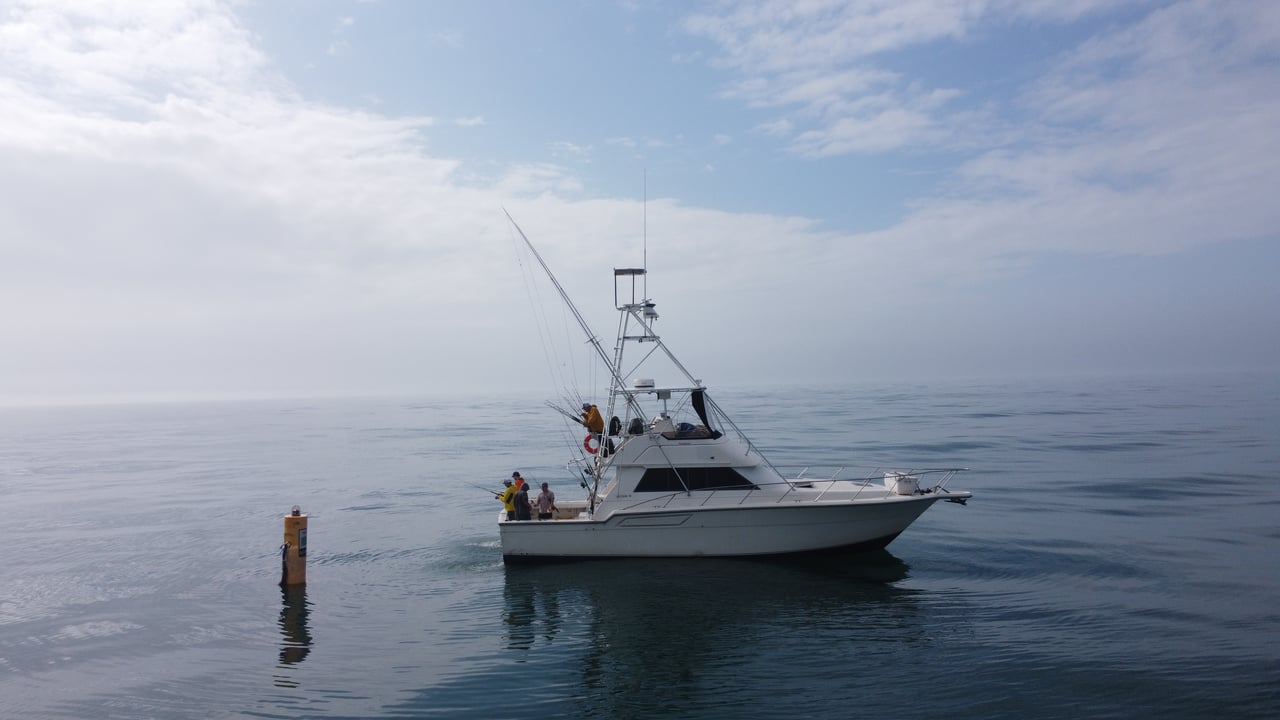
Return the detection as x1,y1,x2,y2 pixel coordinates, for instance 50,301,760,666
928,0,1280,257
497,164,585,196
603,136,667,153
683,0,972,74
685,0,1280,256
791,106,935,156
0,0,1275,401
0,1,509,400
431,29,464,48
455,115,486,127
754,118,792,137
0,0,269,108
547,140,592,160
682,0,1134,156
722,67,898,112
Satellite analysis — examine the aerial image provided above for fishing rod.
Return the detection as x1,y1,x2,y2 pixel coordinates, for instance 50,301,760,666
545,400,588,426
468,482,504,498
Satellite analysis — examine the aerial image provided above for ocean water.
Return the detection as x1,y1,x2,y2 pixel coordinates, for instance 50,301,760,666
0,372,1277,719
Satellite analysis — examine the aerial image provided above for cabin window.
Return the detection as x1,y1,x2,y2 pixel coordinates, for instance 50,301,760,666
634,467,757,492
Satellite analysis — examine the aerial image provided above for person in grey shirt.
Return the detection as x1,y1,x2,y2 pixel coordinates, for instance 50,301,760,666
535,482,557,520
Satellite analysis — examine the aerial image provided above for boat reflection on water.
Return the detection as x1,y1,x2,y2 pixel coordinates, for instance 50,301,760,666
503,566,565,652
273,585,312,688
377,551,927,718
498,551,919,715
502,551,913,638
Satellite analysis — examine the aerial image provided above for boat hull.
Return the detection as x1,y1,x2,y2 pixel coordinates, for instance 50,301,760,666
498,495,947,562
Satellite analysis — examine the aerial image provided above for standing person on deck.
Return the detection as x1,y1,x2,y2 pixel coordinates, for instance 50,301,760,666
514,481,532,521
511,471,525,488
497,478,517,521
535,482,557,520
581,402,604,433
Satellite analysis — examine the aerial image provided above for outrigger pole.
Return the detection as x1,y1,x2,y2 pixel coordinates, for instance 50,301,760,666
505,210,643,512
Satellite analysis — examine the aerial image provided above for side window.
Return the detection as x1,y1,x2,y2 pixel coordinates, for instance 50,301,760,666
635,467,757,492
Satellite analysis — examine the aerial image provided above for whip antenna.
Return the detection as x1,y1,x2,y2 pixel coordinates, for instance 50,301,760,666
643,169,648,299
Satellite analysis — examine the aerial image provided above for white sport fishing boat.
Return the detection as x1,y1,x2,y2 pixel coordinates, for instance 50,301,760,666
499,215,971,562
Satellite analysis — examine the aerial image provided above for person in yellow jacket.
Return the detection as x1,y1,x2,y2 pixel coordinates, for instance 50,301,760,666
581,402,604,433
497,478,518,521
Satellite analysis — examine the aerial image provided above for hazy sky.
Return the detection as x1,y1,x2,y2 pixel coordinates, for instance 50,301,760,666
2,0,1277,404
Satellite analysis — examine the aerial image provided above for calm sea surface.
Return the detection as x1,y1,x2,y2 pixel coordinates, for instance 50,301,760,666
1,372,1277,719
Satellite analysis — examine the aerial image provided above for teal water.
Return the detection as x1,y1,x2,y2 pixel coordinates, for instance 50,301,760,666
1,373,1277,719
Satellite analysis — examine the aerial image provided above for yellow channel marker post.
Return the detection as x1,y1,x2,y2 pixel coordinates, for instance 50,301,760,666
281,506,307,586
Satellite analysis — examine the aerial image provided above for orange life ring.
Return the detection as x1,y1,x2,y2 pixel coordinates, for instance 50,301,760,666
583,434,599,454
